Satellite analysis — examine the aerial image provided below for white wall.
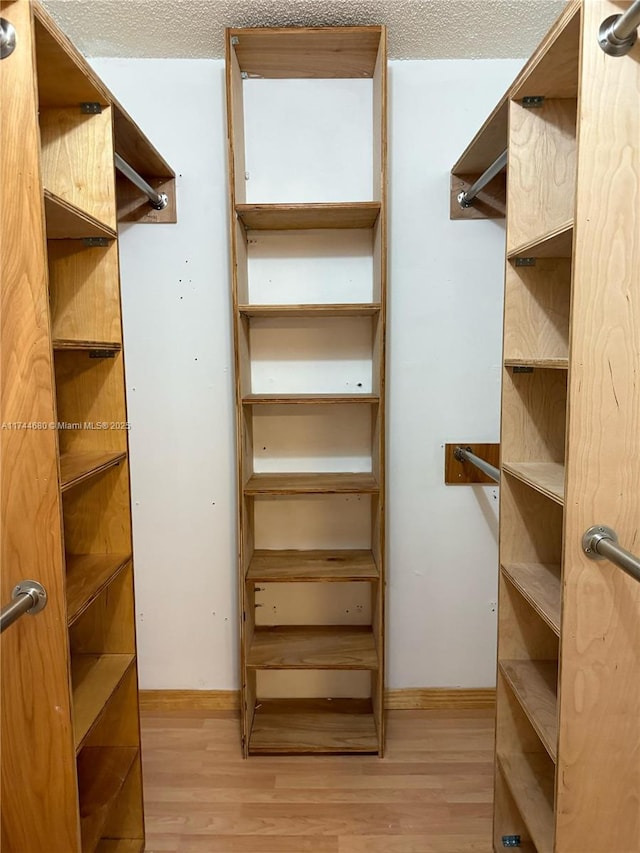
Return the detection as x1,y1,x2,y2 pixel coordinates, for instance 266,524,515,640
90,55,523,690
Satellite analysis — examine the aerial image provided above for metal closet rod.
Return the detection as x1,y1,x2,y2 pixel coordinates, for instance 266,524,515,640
582,526,640,583
115,153,168,211
454,446,500,483
0,580,48,634
599,0,640,56
457,149,508,209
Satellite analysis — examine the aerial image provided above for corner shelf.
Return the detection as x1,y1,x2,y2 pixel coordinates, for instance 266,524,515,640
499,660,558,761
249,698,378,754
247,549,378,582
247,626,378,669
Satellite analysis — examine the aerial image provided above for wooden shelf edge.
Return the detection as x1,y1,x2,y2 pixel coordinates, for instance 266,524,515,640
44,190,118,241
247,549,379,582
507,221,573,260
66,554,132,626
499,660,558,762
244,472,380,495
249,698,379,754
236,201,381,230
60,451,127,493
53,339,122,352
243,393,380,405
72,655,136,751
497,753,555,853
502,463,564,506
504,358,568,370
501,563,561,636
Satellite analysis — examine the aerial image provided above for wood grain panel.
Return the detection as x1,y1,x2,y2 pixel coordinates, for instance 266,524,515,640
44,190,117,240
247,626,378,669
507,99,576,254
502,463,564,505
556,3,640,849
72,654,135,749
499,475,564,568
62,461,133,555
501,367,567,464
40,107,116,229
237,202,381,230
499,661,558,761
508,221,573,260
67,554,132,625
78,746,137,853
247,550,378,582
498,575,558,663
0,2,80,849
229,27,382,78
501,563,561,636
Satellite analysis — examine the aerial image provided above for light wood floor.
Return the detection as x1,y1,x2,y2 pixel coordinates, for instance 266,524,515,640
141,708,495,853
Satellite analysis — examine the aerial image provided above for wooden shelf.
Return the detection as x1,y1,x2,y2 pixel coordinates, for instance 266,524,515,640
247,626,378,669
95,842,144,853
498,753,555,853
60,451,127,493
505,358,568,370
77,746,137,853
71,654,135,749
229,27,383,79
243,393,379,405
508,221,573,260
249,698,378,754
502,462,564,505
66,554,132,625
244,472,379,495
239,303,381,318
236,203,381,231
501,563,561,636
44,190,117,241
500,661,558,761
247,549,378,582
53,340,122,353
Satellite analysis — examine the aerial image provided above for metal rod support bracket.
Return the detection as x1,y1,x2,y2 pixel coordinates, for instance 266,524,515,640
598,4,640,56
114,153,169,211
457,149,508,209
1,580,48,634
582,525,640,583
454,445,501,483
0,17,17,59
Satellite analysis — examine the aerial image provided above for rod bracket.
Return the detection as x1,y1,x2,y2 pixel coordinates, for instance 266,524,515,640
598,14,638,56
12,580,48,615
582,525,617,560
150,192,169,211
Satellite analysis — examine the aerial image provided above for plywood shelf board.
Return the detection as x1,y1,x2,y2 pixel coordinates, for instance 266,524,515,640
247,549,378,582
501,563,561,636
95,842,144,853
112,104,174,179
505,358,568,370
77,746,137,853
247,626,378,669
236,203,381,230
508,221,573,260
244,472,379,495
53,340,122,353
66,554,132,626
500,661,558,761
60,451,127,493
498,753,555,853
243,393,379,404
502,462,564,505
249,698,378,753
71,654,135,749
239,304,381,317
229,27,383,78
44,191,117,241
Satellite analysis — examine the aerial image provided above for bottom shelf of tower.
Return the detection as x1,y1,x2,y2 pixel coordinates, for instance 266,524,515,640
249,698,379,754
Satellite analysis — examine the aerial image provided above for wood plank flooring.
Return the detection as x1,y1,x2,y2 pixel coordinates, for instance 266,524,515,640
141,708,495,852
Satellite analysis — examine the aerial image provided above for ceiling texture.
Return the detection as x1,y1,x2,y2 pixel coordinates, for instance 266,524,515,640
40,0,567,60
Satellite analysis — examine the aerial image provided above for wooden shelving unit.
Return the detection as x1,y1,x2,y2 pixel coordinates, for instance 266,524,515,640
1,2,175,850
226,25,387,756
451,1,640,850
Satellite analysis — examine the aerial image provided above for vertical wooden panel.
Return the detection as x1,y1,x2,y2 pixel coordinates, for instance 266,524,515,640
557,2,640,850
0,1,79,849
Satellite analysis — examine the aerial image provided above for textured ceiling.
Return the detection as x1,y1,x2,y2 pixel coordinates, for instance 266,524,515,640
40,0,567,60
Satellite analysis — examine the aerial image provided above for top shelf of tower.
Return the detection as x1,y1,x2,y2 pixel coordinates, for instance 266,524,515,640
450,0,581,220
228,27,385,78
32,1,176,223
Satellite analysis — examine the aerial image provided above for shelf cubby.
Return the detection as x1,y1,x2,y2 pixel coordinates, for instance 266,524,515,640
67,555,132,626
71,654,135,750
499,659,558,761
501,563,560,637
501,366,567,465
249,698,378,754
239,305,381,318
77,746,137,853
247,626,378,669
60,451,128,493
247,549,378,582
44,192,118,241
244,472,379,495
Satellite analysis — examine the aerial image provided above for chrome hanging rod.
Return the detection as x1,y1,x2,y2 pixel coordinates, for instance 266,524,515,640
454,446,500,483
599,0,640,55
457,149,508,209
0,580,48,634
582,526,640,583
115,153,168,211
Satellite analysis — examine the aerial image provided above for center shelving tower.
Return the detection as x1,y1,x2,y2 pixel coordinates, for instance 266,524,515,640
226,26,387,756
